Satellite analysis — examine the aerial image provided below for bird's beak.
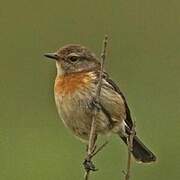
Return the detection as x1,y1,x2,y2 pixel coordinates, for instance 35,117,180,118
44,53,59,60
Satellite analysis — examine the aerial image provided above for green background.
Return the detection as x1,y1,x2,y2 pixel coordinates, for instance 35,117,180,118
0,0,180,179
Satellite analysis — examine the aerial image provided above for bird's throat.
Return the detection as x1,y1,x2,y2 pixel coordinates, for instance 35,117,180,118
54,71,96,95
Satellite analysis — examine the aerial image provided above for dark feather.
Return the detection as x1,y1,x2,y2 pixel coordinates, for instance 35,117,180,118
120,135,157,163
103,73,156,163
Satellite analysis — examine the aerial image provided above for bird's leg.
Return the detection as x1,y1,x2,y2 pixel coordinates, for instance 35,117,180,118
83,99,110,172
91,99,101,112
91,141,108,157
83,134,98,172
91,98,114,129
83,139,109,172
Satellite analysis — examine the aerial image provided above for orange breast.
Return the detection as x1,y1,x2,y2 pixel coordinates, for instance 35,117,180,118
54,72,96,95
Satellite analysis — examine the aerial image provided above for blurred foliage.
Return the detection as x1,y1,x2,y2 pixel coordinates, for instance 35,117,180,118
0,0,180,179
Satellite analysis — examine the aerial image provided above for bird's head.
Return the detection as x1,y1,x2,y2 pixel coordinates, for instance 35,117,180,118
44,44,100,75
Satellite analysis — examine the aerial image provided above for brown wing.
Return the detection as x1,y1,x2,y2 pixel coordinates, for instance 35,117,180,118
103,73,133,131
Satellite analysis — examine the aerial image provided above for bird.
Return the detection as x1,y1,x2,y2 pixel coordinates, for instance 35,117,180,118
44,44,156,163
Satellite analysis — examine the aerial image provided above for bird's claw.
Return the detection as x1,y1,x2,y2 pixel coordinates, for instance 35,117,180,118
83,159,98,172
91,99,101,112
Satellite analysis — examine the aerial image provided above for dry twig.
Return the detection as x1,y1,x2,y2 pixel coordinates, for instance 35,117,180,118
83,35,108,180
124,121,136,180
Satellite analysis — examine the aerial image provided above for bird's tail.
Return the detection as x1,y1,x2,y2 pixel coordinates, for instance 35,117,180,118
120,135,157,163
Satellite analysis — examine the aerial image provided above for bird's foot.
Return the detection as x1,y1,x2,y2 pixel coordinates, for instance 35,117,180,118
83,158,98,172
91,99,101,112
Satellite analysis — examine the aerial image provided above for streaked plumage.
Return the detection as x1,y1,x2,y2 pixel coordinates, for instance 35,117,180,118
54,71,126,141
45,44,156,163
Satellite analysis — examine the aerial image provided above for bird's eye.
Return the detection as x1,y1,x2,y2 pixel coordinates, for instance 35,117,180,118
69,56,78,62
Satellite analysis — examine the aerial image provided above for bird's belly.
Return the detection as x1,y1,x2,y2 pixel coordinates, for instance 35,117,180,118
54,90,111,141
